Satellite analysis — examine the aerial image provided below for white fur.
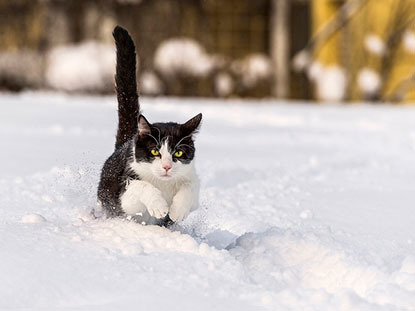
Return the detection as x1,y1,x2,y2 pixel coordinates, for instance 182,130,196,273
159,139,172,170
120,140,199,222
121,179,168,218
169,182,197,222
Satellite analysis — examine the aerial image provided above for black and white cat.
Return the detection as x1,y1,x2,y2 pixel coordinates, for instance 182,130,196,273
97,26,202,226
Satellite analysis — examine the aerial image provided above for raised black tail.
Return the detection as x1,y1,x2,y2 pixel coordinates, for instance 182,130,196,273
113,26,139,149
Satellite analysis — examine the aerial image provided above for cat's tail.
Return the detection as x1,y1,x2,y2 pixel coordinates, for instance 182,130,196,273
113,26,140,149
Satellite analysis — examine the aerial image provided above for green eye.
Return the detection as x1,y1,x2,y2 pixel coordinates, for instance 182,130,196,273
151,149,159,156
174,151,183,157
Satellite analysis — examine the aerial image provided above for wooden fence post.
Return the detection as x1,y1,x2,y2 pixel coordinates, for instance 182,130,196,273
271,0,290,99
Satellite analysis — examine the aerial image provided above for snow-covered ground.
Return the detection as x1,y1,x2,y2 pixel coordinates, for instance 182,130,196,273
1,93,415,310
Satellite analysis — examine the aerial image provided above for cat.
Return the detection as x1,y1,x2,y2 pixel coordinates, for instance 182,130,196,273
97,26,202,226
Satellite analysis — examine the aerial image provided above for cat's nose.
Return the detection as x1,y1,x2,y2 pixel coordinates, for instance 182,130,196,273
163,164,172,172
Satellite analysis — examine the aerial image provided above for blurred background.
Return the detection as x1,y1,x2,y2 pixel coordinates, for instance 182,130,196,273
0,0,414,102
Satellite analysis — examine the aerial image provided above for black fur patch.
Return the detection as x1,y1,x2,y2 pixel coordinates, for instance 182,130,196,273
113,26,139,149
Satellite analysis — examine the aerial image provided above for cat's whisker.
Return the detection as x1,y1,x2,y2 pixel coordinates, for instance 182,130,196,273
154,127,161,144
176,143,195,151
145,133,160,146
174,134,193,150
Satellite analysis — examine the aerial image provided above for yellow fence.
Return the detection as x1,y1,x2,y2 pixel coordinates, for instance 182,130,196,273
312,0,415,102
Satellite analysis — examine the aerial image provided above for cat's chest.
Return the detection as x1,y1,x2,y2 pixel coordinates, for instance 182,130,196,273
145,178,181,204
128,157,195,205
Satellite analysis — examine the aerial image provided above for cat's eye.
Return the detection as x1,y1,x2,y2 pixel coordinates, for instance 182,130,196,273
174,151,183,157
151,149,159,156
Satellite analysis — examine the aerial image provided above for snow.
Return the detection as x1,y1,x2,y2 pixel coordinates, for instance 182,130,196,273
292,50,311,72
364,34,386,56
1,92,415,310
46,41,115,92
154,38,215,78
403,31,415,53
139,71,163,95
358,68,381,95
307,61,323,81
231,54,273,88
21,214,47,224
215,72,234,97
316,66,347,101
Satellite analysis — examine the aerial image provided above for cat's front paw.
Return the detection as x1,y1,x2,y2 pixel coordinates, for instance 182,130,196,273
169,202,190,222
146,197,169,219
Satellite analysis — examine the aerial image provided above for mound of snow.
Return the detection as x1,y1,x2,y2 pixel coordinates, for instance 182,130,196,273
229,228,380,296
154,38,216,78
228,228,415,310
46,41,115,93
21,214,47,224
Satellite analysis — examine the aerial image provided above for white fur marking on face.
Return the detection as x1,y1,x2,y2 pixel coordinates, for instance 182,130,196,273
159,138,172,169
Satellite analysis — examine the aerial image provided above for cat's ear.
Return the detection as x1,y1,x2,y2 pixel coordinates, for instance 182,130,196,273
138,114,151,136
181,113,202,136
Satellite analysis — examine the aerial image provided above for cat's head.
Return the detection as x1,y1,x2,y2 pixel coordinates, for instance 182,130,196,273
132,113,202,180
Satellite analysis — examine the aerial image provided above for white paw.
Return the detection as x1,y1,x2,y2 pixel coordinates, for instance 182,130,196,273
169,203,190,222
146,196,169,219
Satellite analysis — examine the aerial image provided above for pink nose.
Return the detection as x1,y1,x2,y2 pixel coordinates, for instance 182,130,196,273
163,164,172,172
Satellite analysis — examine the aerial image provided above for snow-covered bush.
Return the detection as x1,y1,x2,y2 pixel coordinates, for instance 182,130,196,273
154,38,216,78
0,50,44,91
153,38,273,97
46,41,116,93
231,54,273,88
